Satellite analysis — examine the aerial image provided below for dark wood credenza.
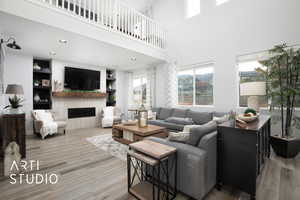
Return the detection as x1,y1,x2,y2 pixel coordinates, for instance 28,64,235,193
217,115,271,200
0,113,26,159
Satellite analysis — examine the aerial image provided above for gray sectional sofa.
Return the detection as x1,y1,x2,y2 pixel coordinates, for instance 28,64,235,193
147,107,227,200
149,107,214,131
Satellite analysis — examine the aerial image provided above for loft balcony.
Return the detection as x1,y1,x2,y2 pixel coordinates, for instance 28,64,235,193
0,0,167,61
29,0,166,49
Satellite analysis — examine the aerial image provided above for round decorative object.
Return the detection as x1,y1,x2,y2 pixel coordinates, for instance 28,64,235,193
123,120,137,126
33,63,41,70
34,94,40,103
238,114,258,122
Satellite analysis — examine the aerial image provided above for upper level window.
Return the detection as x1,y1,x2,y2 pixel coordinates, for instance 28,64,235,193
133,75,147,105
178,64,214,106
216,0,229,6
238,60,268,107
185,0,200,18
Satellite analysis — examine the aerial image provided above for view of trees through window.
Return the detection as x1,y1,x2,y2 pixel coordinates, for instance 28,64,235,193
133,76,147,105
178,66,214,105
238,61,268,107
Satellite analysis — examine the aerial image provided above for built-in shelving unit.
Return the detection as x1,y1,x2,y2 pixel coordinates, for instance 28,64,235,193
33,59,52,110
106,69,116,106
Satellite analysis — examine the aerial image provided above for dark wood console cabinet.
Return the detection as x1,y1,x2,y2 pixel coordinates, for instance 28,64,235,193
0,113,26,159
217,115,271,200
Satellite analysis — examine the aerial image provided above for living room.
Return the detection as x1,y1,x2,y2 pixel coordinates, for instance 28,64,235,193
0,0,300,200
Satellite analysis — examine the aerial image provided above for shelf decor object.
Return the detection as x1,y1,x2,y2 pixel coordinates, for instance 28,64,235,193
33,58,52,110
106,69,116,106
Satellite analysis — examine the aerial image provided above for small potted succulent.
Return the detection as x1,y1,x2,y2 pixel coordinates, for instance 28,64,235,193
4,95,24,110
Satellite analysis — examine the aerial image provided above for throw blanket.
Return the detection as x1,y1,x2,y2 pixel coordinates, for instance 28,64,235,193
40,121,58,139
102,107,114,127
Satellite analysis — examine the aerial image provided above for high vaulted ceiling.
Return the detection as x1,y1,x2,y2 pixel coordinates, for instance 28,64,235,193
0,12,164,70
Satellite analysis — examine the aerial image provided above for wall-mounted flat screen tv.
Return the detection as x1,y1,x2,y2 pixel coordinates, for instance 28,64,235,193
64,67,100,90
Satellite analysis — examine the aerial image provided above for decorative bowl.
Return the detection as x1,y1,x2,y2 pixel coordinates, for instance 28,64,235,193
123,120,137,126
238,114,258,122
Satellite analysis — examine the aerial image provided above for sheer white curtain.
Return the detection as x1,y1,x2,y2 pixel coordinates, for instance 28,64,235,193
146,66,156,108
165,62,178,107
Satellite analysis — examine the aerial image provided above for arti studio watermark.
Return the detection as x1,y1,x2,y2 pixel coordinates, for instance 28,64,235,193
9,160,59,185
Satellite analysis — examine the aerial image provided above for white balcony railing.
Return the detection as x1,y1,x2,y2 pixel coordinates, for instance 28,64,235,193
27,0,166,49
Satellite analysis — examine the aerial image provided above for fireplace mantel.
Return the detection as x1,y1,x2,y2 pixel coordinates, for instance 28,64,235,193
52,91,107,98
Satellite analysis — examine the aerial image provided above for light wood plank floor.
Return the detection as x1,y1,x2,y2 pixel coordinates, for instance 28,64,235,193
0,128,299,200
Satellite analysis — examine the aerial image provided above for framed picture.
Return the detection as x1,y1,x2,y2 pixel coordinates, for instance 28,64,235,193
42,79,50,87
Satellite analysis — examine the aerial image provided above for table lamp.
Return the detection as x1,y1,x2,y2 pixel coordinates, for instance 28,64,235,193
240,82,266,112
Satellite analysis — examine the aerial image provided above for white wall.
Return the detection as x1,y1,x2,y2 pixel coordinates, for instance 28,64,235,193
3,52,33,133
153,0,300,112
2,52,111,133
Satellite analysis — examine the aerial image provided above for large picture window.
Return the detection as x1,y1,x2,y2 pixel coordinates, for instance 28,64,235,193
238,60,268,107
133,75,147,105
178,64,214,106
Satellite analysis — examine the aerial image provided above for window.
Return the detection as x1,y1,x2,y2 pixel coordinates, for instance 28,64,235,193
133,75,147,105
216,0,229,6
178,64,214,106
238,61,268,107
185,0,200,18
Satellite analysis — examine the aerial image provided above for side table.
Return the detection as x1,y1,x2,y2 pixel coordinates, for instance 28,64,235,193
127,140,177,200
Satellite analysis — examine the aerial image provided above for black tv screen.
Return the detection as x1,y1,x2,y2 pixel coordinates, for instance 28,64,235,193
64,67,100,90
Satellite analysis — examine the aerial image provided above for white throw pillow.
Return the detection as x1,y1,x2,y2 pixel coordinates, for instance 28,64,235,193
35,111,54,122
168,131,190,143
103,107,114,118
213,115,229,124
183,124,203,133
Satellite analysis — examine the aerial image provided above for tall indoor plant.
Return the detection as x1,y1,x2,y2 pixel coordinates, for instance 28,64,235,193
257,44,300,158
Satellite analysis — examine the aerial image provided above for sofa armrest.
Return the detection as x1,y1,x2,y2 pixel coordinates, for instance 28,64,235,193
147,137,207,199
197,131,217,192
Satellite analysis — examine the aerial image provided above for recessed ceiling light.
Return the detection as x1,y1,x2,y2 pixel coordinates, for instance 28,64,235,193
131,57,137,61
59,39,67,44
49,51,56,56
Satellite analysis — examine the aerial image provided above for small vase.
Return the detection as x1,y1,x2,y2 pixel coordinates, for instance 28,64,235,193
34,94,40,103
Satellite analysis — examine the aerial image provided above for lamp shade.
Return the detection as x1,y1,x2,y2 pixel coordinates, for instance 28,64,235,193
5,84,24,95
240,82,266,96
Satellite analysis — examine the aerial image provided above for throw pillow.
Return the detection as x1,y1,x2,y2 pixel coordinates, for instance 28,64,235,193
213,115,229,124
168,131,190,143
165,117,194,125
183,124,203,133
187,120,217,146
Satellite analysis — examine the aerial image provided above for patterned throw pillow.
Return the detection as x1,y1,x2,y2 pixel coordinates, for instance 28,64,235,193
168,131,190,143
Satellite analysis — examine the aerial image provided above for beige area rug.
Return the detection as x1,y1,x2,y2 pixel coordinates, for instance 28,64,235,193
86,133,129,161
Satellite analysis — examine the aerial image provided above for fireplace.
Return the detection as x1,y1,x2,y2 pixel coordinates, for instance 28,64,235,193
68,107,96,119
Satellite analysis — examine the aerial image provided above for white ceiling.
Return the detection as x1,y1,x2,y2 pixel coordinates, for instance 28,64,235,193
0,12,164,70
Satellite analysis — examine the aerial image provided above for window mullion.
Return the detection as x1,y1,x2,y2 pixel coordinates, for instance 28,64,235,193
193,68,196,105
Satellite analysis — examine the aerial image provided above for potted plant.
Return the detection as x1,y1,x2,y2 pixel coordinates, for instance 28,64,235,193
4,95,24,110
257,44,300,158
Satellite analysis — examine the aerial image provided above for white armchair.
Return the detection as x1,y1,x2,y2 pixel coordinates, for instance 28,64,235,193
101,107,123,128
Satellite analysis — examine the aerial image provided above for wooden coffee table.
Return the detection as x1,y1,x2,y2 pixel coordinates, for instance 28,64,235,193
112,124,168,145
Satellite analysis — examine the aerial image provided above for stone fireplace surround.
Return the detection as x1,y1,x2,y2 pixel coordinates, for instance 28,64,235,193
52,97,106,130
